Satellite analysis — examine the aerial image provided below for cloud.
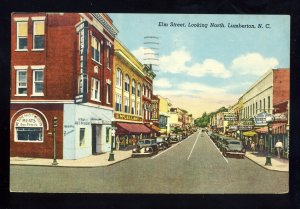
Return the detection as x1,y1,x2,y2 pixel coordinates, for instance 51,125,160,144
131,47,159,66
159,49,231,78
231,53,279,75
154,78,172,88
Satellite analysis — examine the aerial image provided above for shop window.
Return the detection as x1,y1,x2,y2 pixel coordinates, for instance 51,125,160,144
91,78,100,101
91,36,100,63
33,21,45,50
32,69,44,95
79,128,85,147
15,112,44,142
16,21,28,50
16,69,27,95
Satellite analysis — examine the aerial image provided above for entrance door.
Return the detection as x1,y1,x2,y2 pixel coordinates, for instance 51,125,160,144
92,125,97,154
92,125,102,154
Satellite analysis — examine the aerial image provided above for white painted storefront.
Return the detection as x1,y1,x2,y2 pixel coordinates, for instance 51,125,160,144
63,104,113,159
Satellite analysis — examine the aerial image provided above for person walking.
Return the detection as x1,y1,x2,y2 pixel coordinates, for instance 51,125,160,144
251,141,256,153
275,140,283,158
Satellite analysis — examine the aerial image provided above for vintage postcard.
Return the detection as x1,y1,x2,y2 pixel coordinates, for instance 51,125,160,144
10,13,289,194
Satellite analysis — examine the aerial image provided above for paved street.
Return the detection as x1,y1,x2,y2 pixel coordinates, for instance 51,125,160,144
10,131,288,193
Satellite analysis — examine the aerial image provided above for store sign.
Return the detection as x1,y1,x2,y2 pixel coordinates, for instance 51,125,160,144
75,118,91,126
224,112,237,121
238,125,253,131
114,113,142,122
254,112,274,126
273,113,288,121
75,20,88,104
15,113,43,127
229,125,238,131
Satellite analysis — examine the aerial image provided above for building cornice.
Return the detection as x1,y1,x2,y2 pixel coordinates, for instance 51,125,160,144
91,13,119,38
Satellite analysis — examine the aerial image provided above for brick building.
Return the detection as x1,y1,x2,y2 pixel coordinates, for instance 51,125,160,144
10,13,118,159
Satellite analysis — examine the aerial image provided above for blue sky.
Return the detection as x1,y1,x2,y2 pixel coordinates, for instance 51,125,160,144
109,14,290,118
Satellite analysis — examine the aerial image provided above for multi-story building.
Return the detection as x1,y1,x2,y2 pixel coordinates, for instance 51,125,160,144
112,39,152,147
10,13,118,159
158,95,171,135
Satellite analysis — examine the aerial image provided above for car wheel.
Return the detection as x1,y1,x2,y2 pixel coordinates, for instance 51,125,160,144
223,151,227,157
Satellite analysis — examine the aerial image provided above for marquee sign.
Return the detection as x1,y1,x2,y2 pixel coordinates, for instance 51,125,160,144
15,113,43,127
238,125,253,131
253,112,274,126
75,20,88,104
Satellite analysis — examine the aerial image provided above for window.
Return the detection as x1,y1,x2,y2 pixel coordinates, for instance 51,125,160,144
107,45,111,68
106,83,111,104
33,21,45,49
15,113,43,142
143,85,145,96
137,102,140,115
32,69,44,95
91,36,100,63
137,84,141,97
263,98,265,111
256,102,258,114
116,69,122,88
124,75,130,92
106,127,110,142
124,97,129,113
132,80,136,95
252,104,255,116
149,90,152,98
260,100,262,112
131,100,135,114
16,70,27,95
79,128,85,147
91,78,100,101
115,94,122,111
145,87,148,97
16,21,28,50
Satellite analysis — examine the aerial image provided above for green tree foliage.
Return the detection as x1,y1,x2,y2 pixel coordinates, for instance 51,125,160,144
194,107,228,127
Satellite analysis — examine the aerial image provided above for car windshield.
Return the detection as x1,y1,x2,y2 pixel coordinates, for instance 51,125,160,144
156,137,163,142
229,141,240,145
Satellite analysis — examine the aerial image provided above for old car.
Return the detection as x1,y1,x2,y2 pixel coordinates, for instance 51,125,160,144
169,133,179,143
132,139,159,157
222,139,246,158
156,136,171,150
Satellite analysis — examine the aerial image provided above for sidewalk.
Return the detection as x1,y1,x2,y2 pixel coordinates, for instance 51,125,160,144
10,150,132,168
245,151,289,172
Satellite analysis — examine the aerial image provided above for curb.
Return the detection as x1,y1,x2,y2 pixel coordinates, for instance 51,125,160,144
10,155,132,168
245,154,288,173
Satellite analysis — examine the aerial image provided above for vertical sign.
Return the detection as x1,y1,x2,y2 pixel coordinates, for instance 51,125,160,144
75,21,88,103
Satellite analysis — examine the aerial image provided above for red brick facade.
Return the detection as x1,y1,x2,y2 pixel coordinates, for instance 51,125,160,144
10,13,117,158
273,68,290,105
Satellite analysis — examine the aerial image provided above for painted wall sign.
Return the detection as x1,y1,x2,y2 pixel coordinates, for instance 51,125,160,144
75,118,91,126
114,113,142,121
15,113,43,127
238,125,253,131
75,20,88,103
224,112,237,121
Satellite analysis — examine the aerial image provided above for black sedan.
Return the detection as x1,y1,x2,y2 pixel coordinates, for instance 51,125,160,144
132,139,159,157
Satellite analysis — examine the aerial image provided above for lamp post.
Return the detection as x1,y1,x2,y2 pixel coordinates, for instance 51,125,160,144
150,121,153,138
52,117,58,166
108,117,115,161
265,115,274,166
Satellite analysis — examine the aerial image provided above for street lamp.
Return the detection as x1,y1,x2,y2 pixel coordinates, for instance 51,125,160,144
265,115,274,166
108,117,115,161
52,117,58,166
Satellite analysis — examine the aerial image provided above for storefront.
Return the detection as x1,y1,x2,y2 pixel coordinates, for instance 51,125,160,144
114,122,152,149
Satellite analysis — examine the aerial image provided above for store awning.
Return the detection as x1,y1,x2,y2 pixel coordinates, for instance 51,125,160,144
115,122,151,135
243,131,257,137
146,124,160,133
255,127,268,134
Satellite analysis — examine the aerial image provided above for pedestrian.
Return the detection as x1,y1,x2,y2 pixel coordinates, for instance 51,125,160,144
251,141,256,153
259,137,264,152
275,140,283,158
116,136,120,151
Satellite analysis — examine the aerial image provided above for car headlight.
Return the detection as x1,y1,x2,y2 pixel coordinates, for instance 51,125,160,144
145,147,150,152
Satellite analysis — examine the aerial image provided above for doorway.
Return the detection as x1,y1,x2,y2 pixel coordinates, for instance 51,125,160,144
92,125,101,154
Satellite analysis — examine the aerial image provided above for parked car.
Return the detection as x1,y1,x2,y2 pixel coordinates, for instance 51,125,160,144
221,138,246,158
132,139,158,157
156,136,171,150
170,133,179,143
